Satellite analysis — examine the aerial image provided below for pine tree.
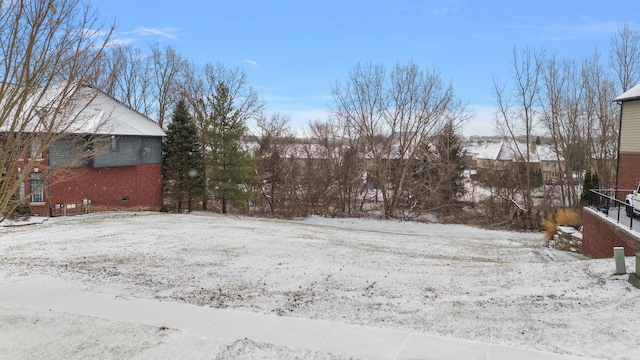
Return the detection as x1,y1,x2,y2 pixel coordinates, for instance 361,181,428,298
162,100,205,212
206,82,257,214
409,123,467,212
581,171,593,202
434,123,467,203
581,172,599,205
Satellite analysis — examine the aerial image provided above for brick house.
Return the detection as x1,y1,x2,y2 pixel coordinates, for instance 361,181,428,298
613,84,640,191
18,85,165,216
582,84,640,258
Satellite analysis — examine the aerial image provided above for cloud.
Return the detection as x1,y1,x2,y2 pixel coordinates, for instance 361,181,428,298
504,18,622,41
83,28,135,48
244,59,261,69
395,0,462,18
430,0,462,18
106,37,136,47
133,27,180,40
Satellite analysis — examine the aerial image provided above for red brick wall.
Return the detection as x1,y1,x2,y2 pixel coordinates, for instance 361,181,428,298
617,153,640,191
582,207,640,258
30,163,162,216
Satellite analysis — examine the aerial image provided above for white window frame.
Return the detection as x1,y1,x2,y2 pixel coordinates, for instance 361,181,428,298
29,173,44,204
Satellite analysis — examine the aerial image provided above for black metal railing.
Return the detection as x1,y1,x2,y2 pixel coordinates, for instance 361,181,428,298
588,189,636,230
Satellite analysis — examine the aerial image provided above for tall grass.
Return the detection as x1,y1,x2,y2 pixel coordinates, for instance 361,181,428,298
542,208,583,240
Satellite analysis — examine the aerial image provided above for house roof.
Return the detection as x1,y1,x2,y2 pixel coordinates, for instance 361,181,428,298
0,82,165,137
469,141,562,163
613,83,640,102
473,142,507,161
69,85,166,137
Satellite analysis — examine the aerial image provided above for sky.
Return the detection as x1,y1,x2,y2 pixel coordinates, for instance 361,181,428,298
92,0,640,136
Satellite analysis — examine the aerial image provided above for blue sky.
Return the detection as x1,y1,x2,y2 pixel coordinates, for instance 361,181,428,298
94,0,639,136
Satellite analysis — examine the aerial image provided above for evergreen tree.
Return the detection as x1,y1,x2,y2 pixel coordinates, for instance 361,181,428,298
206,82,257,214
162,100,205,212
581,171,599,205
409,123,467,212
434,123,467,203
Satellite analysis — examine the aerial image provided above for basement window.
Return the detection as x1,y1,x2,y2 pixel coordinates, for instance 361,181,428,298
121,196,129,201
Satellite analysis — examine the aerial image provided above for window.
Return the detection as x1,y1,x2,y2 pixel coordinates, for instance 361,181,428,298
111,136,119,152
30,173,44,203
30,136,43,159
546,161,556,168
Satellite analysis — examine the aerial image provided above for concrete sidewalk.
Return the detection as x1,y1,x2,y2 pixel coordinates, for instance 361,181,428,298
0,281,599,360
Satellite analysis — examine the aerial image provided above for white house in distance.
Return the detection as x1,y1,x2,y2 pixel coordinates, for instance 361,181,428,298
466,141,563,184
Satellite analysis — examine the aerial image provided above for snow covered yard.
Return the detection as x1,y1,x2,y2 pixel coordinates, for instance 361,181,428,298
0,212,638,359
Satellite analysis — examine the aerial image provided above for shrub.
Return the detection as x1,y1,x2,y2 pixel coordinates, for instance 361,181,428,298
3,201,31,220
542,208,582,240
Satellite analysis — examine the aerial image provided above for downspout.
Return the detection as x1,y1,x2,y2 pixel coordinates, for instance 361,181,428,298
46,150,53,218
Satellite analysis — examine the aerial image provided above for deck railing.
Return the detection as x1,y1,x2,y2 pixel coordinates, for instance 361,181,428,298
588,189,636,230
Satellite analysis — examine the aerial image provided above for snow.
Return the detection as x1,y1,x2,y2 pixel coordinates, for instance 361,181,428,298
1,211,638,359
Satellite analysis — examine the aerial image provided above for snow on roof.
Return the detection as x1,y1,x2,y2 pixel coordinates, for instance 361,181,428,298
536,144,563,161
474,142,505,160
68,85,165,137
497,142,516,161
613,83,640,102
471,141,562,162
0,82,165,137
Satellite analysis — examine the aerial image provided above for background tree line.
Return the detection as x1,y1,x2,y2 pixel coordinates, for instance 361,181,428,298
108,24,640,225
158,60,470,219
3,0,637,228
486,24,639,228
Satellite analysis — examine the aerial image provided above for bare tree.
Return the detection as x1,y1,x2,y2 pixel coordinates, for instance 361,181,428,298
254,113,297,215
539,55,586,207
150,44,186,128
493,47,544,211
0,0,113,220
332,61,467,218
101,45,153,116
582,51,619,189
610,24,640,93
306,118,365,216
99,43,187,129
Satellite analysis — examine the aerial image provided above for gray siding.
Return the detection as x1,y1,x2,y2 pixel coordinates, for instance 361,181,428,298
49,138,90,168
140,137,162,164
92,136,162,167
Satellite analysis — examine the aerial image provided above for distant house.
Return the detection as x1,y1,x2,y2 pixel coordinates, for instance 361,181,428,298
613,84,640,190
467,141,563,183
12,84,165,216
472,142,513,172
